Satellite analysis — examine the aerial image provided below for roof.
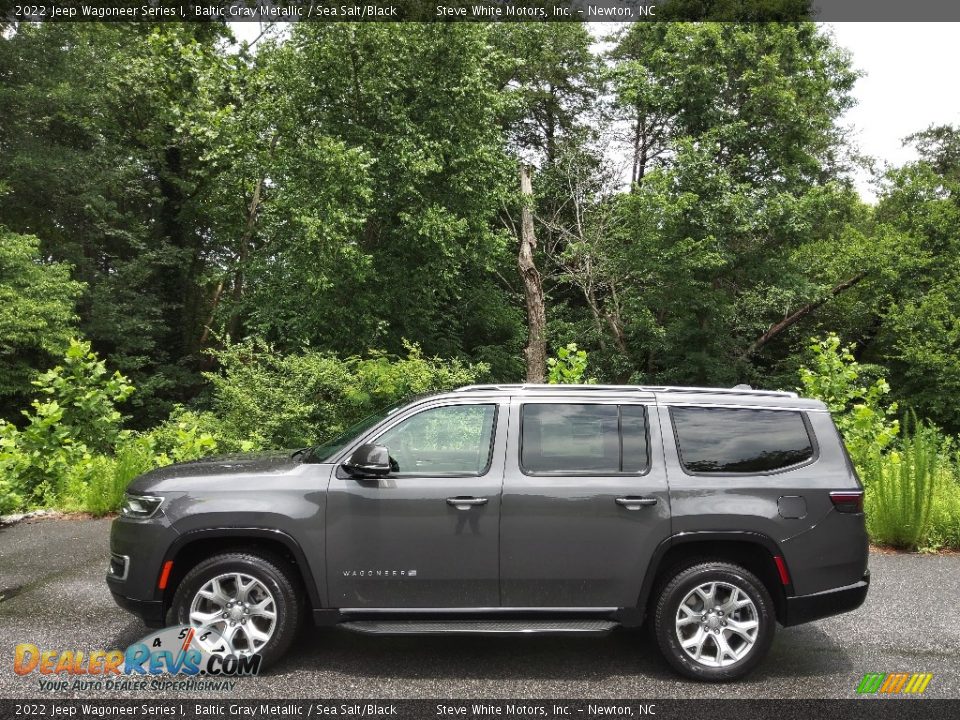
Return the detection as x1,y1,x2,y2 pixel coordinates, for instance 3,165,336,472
442,384,826,410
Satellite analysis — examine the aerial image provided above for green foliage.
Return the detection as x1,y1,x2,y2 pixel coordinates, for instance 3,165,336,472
201,338,489,451
0,228,84,414
0,339,133,510
0,23,959,549
138,408,224,462
228,24,519,372
863,418,942,550
547,343,596,385
59,437,156,517
869,125,960,432
32,339,135,453
927,468,960,550
0,24,236,425
798,334,899,465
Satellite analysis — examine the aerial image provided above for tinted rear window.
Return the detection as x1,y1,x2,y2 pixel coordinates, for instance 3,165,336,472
671,407,814,474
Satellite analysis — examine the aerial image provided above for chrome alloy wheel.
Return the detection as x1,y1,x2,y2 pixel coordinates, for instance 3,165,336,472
188,572,277,655
675,581,759,668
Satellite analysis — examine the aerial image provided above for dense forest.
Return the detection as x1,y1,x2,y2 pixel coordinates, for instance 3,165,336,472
2,22,959,429
1,21,960,545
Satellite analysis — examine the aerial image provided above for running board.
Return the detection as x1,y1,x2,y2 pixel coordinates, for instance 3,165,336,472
338,619,619,636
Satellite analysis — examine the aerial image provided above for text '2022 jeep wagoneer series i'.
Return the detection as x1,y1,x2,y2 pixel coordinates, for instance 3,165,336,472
108,384,869,681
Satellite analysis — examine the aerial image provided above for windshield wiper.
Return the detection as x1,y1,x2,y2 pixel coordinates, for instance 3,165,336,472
290,446,313,461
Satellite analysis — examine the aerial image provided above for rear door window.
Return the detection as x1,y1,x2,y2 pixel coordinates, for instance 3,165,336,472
670,407,814,474
520,403,649,474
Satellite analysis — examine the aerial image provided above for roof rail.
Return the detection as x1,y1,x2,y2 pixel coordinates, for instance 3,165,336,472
453,384,798,399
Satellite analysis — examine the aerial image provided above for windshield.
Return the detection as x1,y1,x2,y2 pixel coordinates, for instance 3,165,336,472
307,401,406,463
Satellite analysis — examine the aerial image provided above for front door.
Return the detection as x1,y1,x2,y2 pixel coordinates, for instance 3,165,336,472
499,398,672,608
326,400,505,608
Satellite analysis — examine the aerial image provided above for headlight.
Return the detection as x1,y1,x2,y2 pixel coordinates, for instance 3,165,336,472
121,493,163,519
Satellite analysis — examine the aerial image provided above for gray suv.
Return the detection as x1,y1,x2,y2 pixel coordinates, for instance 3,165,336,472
107,384,869,681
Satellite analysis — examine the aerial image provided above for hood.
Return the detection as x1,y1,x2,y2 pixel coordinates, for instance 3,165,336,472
126,449,306,494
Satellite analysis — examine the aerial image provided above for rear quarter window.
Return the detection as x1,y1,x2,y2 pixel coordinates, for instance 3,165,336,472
670,406,814,474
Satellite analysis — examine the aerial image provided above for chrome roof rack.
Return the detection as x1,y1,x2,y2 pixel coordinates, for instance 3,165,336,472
453,384,798,399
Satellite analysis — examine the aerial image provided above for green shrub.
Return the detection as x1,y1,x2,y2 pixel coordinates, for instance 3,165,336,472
139,408,223,463
0,473,21,515
798,334,899,467
547,343,596,385
202,338,488,450
863,417,941,549
0,339,133,509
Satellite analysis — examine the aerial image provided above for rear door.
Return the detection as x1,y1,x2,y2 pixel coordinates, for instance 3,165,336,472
326,399,506,608
499,397,672,607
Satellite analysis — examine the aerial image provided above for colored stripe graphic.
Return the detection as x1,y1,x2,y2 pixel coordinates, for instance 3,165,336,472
903,673,934,694
857,672,932,695
857,673,886,694
880,673,909,693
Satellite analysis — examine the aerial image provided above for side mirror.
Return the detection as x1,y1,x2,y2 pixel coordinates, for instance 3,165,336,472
343,443,391,477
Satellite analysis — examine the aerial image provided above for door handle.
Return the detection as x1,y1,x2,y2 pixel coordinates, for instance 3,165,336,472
616,496,658,510
446,496,489,510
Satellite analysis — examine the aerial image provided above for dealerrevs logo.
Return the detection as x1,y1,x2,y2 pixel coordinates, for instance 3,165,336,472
14,625,260,692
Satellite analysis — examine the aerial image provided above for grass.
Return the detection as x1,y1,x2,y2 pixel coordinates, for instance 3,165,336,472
58,438,158,516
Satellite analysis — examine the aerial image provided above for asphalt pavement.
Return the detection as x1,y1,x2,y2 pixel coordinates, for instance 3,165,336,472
0,517,957,700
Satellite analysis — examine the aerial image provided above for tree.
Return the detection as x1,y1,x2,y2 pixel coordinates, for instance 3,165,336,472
492,22,599,165
868,125,960,431
577,23,864,384
0,23,238,424
0,228,84,416
228,24,522,379
518,165,547,381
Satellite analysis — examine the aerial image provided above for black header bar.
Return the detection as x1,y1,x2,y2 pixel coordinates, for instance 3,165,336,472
5,0,960,23
0,699,959,719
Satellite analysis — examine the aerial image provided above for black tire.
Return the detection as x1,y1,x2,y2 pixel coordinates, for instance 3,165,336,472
653,561,775,682
171,551,302,669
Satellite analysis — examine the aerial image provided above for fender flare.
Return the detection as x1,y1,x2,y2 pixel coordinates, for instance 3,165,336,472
162,527,322,609
636,530,791,612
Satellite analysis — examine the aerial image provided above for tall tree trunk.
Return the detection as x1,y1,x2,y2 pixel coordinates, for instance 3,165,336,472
227,175,265,339
518,164,547,383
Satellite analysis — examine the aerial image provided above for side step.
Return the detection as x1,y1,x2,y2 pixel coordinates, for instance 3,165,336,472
339,619,619,636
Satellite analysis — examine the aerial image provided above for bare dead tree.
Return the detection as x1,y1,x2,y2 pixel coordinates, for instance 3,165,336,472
518,164,548,383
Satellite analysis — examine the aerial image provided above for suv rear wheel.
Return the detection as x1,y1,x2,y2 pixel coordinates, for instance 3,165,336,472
653,561,775,681
171,551,301,668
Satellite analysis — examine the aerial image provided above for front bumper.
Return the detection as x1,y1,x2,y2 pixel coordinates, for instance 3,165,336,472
782,570,870,626
106,514,179,626
108,589,166,628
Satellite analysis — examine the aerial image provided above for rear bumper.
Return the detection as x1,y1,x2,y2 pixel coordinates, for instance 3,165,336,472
782,570,869,626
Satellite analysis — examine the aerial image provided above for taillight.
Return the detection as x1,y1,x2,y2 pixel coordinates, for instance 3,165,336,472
830,491,864,513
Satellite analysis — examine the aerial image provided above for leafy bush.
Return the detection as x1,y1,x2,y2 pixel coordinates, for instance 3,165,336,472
863,417,942,549
0,339,133,509
547,343,596,385
202,338,488,450
138,408,223,463
798,333,899,466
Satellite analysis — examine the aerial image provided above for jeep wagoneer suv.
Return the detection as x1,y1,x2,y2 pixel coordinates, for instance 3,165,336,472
108,384,869,681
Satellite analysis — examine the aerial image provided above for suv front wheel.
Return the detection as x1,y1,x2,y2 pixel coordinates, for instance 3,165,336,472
653,561,775,682
171,550,302,668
